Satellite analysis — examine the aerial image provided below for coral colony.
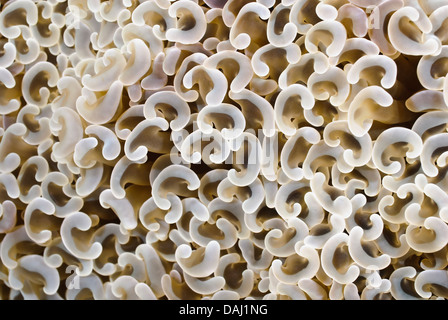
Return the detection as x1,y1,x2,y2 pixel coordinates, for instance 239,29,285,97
0,0,447,300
